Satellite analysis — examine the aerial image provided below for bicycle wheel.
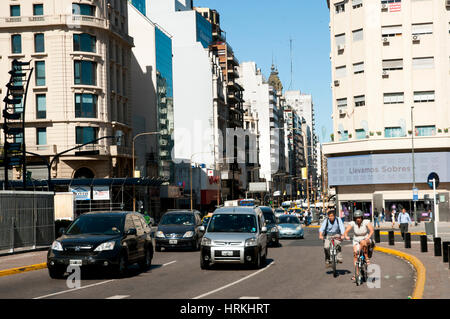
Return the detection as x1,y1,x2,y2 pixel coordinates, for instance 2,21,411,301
362,262,368,282
355,260,362,286
332,253,337,277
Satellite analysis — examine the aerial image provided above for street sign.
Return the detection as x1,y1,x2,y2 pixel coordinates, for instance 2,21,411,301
413,187,418,202
249,182,267,192
427,172,439,189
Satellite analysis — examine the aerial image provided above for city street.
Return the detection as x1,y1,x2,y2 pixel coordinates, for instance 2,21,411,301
0,228,414,299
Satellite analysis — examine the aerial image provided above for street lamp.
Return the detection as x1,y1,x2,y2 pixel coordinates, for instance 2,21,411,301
132,131,161,211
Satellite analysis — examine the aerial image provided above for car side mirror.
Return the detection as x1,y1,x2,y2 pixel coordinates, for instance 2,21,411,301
126,228,137,236
58,227,66,236
199,226,205,232
261,226,267,233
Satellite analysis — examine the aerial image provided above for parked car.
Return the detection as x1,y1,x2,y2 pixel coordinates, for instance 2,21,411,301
200,206,268,270
155,210,204,251
274,208,285,218
260,206,280,247
277,214,304,239
47,211,153,279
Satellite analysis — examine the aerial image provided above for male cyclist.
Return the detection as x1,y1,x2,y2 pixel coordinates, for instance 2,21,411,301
319,210,345,268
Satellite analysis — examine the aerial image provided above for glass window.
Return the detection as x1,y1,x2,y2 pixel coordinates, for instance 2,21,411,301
413,57,434,69
356,129,366,139
352,0,363,8
335,66,346,78
72,3,96,16
13,95,23,113
416,126,436,137
382,25,402,37
11,35,21,54
339,130,349,141
132,215,144,236
35,61,46,86
353,62,364,74
159,214,195,226
385,127,403,138
384,92,404,104
14,132,23,144
353,29,363,41
335,2,345,13
354,95,365,107
74,61,97,85
34,34,45,53
382,59,403,71
335,33,346,46
76,127,98,144
75,93,98,118
337,98,347,108
10,5,20,17
73,33,96,53
412,23,433,35
66,215,124,235
33,4,44,16
414,91,435,103
207,214,257,233
196,12,212,49
36,94,46,119
37,128,47,145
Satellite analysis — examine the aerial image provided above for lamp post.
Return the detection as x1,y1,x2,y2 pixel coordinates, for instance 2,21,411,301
132,131,160,211
411,106,418,225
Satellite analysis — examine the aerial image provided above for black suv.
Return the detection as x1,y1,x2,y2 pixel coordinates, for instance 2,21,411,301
260,206,280,247
47,211,153,278
155,210,204,251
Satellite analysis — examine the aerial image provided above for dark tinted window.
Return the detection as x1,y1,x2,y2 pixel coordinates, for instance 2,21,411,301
263,212,276,224
278,215,300,224
208,214,257,233
66,215,124,235
160,213,194,226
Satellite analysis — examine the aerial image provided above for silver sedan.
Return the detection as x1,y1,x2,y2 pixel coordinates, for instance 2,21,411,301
277,215,304,239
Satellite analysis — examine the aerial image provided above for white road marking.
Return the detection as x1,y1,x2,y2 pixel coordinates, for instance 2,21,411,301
106,295,129,299
162,260,177,267
239,296,260,299
33,280,115,299
193,261,275,299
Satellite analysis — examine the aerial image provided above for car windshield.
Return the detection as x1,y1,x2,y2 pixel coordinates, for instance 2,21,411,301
160,213,195,226
278,215,300,224
263,213,276,224
65,215,124,235
208,214,257,233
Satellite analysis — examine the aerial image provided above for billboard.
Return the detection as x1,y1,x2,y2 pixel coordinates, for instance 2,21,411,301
70,186,91,201
93,186,110,201
249,182,267,192
327,152,450,186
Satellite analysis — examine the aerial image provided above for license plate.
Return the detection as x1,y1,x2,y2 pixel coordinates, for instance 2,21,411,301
69,259,82,266
169,239,178,245
221,251,233,256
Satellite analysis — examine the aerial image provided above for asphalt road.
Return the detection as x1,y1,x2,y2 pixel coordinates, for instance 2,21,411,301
0,228,415,299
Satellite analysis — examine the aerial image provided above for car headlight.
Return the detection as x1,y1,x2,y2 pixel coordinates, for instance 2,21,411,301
271,227,278,233
51,241,63,252
245,237,257,247
94,241,115,252
296,225,302,231
201,237,211,246
156,231,165,238
277,225,282,230
183,231,194,238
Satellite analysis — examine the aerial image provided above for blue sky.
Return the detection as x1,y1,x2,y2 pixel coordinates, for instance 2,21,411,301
194,0,333,143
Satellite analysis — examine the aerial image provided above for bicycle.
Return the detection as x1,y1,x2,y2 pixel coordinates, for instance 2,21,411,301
328,235,342,278
354,243,369,286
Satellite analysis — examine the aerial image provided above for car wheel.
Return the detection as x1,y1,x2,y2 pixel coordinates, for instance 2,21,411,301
139,246,152,271
115,252,128,278
254,250,262,269
200,254,210,270
48,266,65,279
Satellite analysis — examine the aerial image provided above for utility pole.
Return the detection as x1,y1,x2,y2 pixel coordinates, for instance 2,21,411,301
411,106,417,225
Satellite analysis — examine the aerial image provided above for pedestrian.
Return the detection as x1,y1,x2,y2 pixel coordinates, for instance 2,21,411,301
381,208,385,223
391,209,396,228
340,209,345,224
373,208,380,228
398,208,412,240
427,208,433,221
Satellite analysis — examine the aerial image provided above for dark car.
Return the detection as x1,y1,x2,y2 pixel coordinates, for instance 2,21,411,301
47,211,153,279
260,206,280,247
155,210,204,251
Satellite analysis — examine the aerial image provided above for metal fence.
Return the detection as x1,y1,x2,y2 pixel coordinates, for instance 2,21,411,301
0,191,54,252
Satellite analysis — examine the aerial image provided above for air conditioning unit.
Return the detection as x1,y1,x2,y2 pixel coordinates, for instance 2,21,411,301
412,34,420,42
338,109,346,116
334,80,340,86
337,44,345,52
382,37,389,44
382,70,389,78
381,4,388,11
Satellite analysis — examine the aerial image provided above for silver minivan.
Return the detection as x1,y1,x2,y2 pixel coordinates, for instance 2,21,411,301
199,206,268,269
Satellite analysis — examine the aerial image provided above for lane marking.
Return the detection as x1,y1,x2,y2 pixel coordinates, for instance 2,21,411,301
106,295,129,299
239,296,260,299
193,261,275,299
0,263,47,277
162,260,177,267
33,280,115,299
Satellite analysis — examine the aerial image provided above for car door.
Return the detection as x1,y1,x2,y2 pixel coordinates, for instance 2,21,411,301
194,212,202,240
124,214,138,261
132,214,145,260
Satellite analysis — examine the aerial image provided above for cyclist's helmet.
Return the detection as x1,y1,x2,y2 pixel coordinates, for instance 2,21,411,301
353,210,363,219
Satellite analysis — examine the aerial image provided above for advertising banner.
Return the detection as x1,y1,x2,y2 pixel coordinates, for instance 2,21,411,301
93,186,110,201
70,186,91,201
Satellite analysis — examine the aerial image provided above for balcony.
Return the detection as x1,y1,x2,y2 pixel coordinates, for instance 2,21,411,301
227,67,239,79
0,15,107,30
227,54,239,66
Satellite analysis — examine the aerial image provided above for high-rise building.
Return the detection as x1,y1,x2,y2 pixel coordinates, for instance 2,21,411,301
0,0,133,181
324,0,450,221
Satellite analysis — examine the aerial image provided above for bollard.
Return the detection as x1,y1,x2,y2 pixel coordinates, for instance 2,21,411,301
443,242,450,263
448,249,450,269
388,230,395,245
420,235,428,253
404,232,411,249
374,229,380,243
434,237,442,257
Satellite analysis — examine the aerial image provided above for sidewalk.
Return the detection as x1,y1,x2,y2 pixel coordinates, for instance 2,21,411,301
0,250,47,272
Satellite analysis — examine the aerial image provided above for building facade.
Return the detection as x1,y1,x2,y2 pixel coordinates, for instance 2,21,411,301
324,0,450,221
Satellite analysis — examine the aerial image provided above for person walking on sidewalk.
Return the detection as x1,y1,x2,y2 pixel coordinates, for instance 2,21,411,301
398,208,412,240
381,208,385,223
391,209,396,228
373,208,380,228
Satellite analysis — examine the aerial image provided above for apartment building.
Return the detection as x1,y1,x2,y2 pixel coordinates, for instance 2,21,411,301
324,0,450,221
0,0,133,181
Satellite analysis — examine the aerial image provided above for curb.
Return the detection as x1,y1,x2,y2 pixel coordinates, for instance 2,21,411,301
0,263,47,278
374,246,426,299
379,231,426,236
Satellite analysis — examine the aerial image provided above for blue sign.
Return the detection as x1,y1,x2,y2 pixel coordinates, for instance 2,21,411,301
427,172,439,189
413,187,418,202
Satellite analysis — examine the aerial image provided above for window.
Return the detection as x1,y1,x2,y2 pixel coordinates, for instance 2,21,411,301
352,0,363,9
75,93,98,118
337,98,348,108
76,127,98,144
14,133,23,144
339,130,349,141
384,92,404,104
414,91,435,103
413,57,434,70
354,95,365,107
72,3,96,16
74,61,97,85
335,33,345,47
10,5,20,17
35,61,46,86
33,4,43,16
335,66,346,78
73,33,96,53
381,0,401,3
34,34,45,53
382,25,402,37
416,126,436,137
382,59,403,71
353,62,364,74
412,23,433,35
356,129,367,139
353,29,363,42
335,2,345,13
385,127,404,138
36,128,47,145
11,35,21,54
36,94,46,119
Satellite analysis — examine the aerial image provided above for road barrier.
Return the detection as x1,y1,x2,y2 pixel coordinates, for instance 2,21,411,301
405,232,411,249
443,242,449,263
388,231,395,245
374,229,380,243
434,237,442,257
420,235,428,253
